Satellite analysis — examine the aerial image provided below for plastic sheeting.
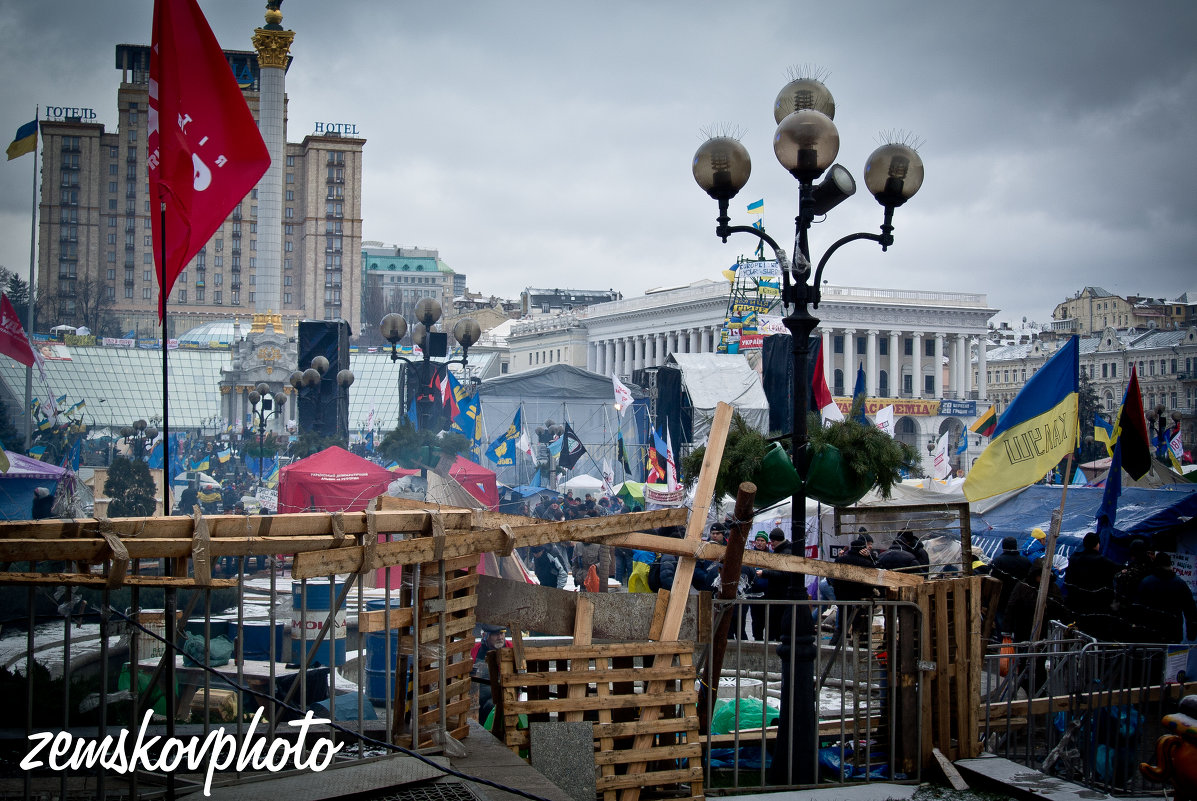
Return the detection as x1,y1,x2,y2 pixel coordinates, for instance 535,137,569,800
666,353,769,441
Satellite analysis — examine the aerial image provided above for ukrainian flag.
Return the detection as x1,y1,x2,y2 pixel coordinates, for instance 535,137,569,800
1093,412,1115,456
963,336,1079,502
6,119,37,161
217,448,232,463
746,199,764,214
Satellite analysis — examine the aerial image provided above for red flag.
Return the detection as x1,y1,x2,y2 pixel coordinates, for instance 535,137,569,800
149,0,270,319
809,337,844,422
0,294,35,367
1113,365,1152,480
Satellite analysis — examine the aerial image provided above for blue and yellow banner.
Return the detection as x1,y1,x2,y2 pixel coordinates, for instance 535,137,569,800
963,337,1079,502
486,408,522,467
1094,412,1115,456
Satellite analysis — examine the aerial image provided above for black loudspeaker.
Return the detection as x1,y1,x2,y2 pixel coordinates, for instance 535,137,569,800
298,319,352,439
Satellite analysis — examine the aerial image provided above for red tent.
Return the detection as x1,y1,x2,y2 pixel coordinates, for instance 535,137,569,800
393,455,499,510
278,446,395,513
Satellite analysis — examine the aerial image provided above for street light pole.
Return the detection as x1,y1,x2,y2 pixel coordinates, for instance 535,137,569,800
692,73,924,787
248,383,287,488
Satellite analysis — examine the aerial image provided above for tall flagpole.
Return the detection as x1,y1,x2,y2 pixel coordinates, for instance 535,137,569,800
23,106,38,450
160,203,170,516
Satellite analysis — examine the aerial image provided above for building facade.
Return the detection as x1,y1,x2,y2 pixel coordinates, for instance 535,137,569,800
1051,286,1188,336
506,313,589,374
985,327,1197,451
519,287,621,318
360,243,455,334
35,41,364,340
582,279,998,469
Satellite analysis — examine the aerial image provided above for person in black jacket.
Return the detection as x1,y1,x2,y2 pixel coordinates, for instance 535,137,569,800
1063,532,1119,638
990,536,1031,634
896,530,929,575
758,529,792,641
530,543,569,589
831,538,876,643
31,487,54,519
877,540,919,573
1132,552,1197,644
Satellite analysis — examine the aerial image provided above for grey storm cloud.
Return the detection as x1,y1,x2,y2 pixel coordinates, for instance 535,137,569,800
1,0,1194,326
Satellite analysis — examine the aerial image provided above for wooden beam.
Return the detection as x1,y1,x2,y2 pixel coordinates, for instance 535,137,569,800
0,536,359,562
620,401,733,801
0,509,477,540
290,508,687,578
0,572,238,588
594,530,922,588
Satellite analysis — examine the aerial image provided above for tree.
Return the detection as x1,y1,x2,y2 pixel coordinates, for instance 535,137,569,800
104,457,157,517
77,272,119,337
290,430,346,460
0,268,31,328
359,273,387,347
1077,366,1103,464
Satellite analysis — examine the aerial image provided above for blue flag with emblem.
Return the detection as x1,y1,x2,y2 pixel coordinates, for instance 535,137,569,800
486,408,522,467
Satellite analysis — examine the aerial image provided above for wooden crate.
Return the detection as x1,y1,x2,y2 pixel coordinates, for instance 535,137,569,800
491,641,702,801
397,553,477,748
898,575,984,765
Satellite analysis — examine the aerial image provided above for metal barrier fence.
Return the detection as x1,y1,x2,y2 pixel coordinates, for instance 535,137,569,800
979,622,1181,796
0,552,449,800
703,596,924,794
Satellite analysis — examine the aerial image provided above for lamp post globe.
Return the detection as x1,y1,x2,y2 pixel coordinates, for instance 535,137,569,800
692,136,752,202
773,109,839,182
773,76,836,122
864,143,925,207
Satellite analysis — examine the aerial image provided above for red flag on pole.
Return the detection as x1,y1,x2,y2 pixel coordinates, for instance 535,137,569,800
149,0,270,320
0,294,35,367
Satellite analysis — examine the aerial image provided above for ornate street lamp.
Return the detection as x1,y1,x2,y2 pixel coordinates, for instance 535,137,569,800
119,419,158,462
693,72,924,785
247,382,287,486
379,300,480,431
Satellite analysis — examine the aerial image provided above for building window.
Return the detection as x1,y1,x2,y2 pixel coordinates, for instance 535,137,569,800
196,288,205,302
214,291,221,304
286,155,294,167
249,292,255,303
285,241,293,252
833,369,844,395
283,292,291,304
284,258,292,270
925,375,935,395
904,338,913,356
286,172,294,184
879,339,888,357
903,374,913,395
143,270,152,282
125,285,133,299
284,275,292,286
1111,363,1117,378
925,339,935,357
1102,363,1108,378
285,207,294,218
142,287,152,299
286,190,294,201
107,268,115,280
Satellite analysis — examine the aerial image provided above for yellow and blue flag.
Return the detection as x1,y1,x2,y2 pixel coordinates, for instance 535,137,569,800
963,336,1079,502
6,119,37,161
486,408,521,467
746,199,764,214
1093,412,1115,456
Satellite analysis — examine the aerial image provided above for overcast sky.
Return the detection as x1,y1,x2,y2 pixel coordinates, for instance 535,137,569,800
2,1,1194,327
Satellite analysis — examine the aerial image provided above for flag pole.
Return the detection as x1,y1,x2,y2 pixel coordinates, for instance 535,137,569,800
1029,451,1074,642
23,106,38,451
159,201,171,516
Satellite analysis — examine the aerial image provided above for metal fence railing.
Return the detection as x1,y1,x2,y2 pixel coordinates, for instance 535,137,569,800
702,596,924,794
979,622,1183,796
1,551,443,799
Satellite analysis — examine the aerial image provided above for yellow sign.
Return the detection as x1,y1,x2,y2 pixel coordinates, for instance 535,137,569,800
832,397,941,417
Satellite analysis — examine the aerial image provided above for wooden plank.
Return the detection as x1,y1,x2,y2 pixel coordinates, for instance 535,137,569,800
595,530,922,588
291,508,687,578
594,743,701,766
565,597,594,723
932,747,969,791
965,577,983,759
503,690,701,716
357,607,414,633
0,572,238,588
516,666,694,688
982,680,1197,724
619,402,732,801
0,509,477,540
934,581,951,759
951,581,969,761
597,768,703,792
593,717,700,739
510,626,527,673
496,641,692,663
595,665,616,801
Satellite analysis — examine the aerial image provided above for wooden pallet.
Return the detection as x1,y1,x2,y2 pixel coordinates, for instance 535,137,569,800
491,641,703,801
397,552,477,748
899,575,984,765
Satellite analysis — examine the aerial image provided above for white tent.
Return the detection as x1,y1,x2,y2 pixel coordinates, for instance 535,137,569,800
560,473,605,494
667,353,770,440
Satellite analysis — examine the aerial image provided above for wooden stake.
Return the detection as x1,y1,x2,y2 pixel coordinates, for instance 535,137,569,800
1029,452,1074,642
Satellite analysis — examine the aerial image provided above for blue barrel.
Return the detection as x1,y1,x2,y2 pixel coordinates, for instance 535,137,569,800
365,598,404,702
228,619,285,662
291,580,347,667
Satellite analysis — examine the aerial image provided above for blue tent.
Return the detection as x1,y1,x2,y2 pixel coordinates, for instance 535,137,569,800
970,483,1197,561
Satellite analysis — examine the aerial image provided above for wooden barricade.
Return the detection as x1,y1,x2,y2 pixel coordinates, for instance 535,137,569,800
490,641,703,801
898,575,984,766
401,553,478,748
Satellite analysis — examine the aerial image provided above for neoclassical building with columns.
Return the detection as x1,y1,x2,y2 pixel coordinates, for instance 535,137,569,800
583,279,999,468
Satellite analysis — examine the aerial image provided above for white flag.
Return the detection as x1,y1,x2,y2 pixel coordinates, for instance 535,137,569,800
517,427,533,458
931,432,952,480
602,459,615,492
612,373,633,415
1171,428,1184,461
874,405,894,438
